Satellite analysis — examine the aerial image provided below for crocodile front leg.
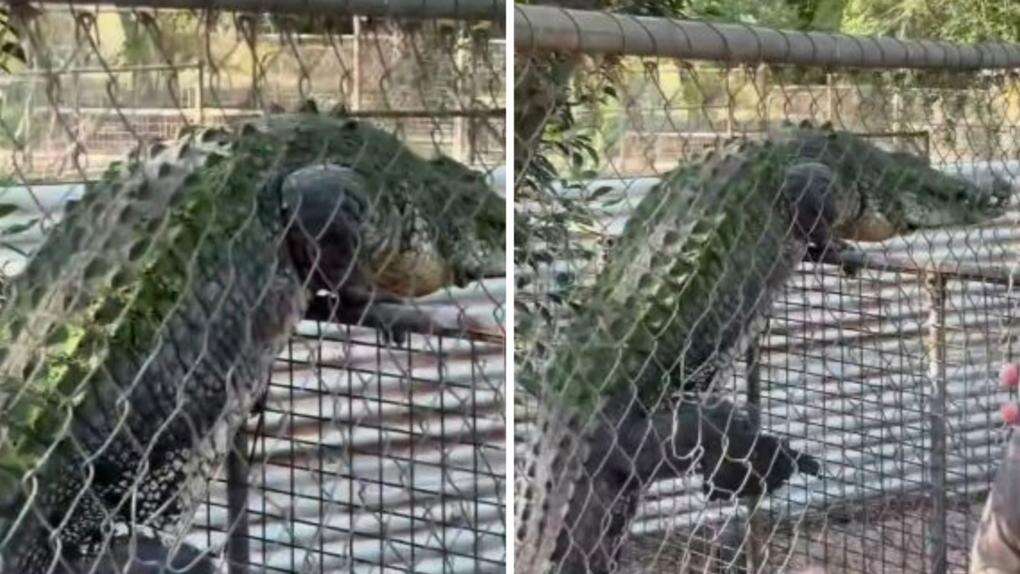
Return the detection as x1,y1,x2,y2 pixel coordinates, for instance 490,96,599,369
525,391,820,574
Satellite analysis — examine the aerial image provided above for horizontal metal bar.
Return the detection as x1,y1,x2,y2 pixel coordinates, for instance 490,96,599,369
24,0,504,21
39,105,505,119
340,108,506,119
515,5,1020,70
1,63,202,76
817,247,1017,286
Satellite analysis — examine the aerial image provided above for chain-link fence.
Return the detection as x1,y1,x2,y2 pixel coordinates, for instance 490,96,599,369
514,6,1020,573
0,1,505,572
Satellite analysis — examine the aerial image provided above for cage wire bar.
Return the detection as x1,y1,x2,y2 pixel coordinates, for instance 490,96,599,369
0,1,505,573
515,5,1020,574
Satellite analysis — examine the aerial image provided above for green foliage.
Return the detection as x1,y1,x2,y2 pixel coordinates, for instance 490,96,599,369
118,11,204,65
842,0,1020,42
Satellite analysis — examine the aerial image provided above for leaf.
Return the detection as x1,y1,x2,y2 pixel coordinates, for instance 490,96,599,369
0,204,18,219
0,218,37,236
588,186,615,201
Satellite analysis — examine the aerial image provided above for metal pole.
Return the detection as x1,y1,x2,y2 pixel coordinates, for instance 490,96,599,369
196,61,205,124
756,64,768,133
924,273,948,574
226,430,250,574
826,72,835,123
892,91,903,151
515,5,1020,70
352,16,361,112
719,339,765,574
24,0,504,21
725,68,734,137
744,338,764,574
454,32,468,162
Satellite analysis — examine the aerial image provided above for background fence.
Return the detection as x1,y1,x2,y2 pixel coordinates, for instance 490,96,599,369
0,1,505,572
515,6,1020,573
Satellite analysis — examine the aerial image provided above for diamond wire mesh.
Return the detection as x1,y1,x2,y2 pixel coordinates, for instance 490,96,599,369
0,4,505,573
515,8,1020,574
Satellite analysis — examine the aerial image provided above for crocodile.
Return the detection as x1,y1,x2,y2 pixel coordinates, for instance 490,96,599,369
0,106,505,572
516,123,1011,574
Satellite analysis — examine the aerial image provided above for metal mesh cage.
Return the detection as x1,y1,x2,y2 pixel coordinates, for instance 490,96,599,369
0,2,505,572
514,6,1020,573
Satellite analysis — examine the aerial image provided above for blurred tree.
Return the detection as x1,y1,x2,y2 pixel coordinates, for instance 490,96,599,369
841,0,1020,43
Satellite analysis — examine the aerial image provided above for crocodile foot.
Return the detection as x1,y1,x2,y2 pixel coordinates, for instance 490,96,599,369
806,240,864,277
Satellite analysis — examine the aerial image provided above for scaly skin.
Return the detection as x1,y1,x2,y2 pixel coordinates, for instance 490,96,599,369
0,109,504,572
517,123,1010,574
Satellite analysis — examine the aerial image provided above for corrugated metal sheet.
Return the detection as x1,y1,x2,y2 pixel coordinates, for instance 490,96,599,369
0,182,506,573
518,166,1020,571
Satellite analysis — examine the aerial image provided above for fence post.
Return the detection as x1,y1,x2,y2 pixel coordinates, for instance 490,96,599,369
725,67,734,136
826,73,835,123
756,64,768,133
720,338,765,574
744,335,764,573
892,90,904,151
454,32,468,162
196,61,205,125
924,273,949,574
226,430,250,574
353,17,363,111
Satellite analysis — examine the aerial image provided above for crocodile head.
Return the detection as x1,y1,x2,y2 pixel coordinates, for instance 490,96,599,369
274,114,505,298
788,126,1011,242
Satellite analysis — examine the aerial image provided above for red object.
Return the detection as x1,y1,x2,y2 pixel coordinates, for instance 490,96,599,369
1000,363,1020,390
1003,402,1020,426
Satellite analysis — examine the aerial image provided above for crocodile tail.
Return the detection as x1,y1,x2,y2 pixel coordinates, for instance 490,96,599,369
515,403,589,574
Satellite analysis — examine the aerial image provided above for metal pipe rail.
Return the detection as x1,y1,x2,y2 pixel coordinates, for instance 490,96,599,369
515,5,1020,70
17,0,505,21
817,247,1019,287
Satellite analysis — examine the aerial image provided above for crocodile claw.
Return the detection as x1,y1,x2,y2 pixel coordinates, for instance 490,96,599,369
805,240,864,277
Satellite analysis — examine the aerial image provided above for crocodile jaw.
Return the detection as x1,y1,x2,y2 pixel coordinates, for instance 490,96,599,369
839,211,898,242
364,249,456,298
